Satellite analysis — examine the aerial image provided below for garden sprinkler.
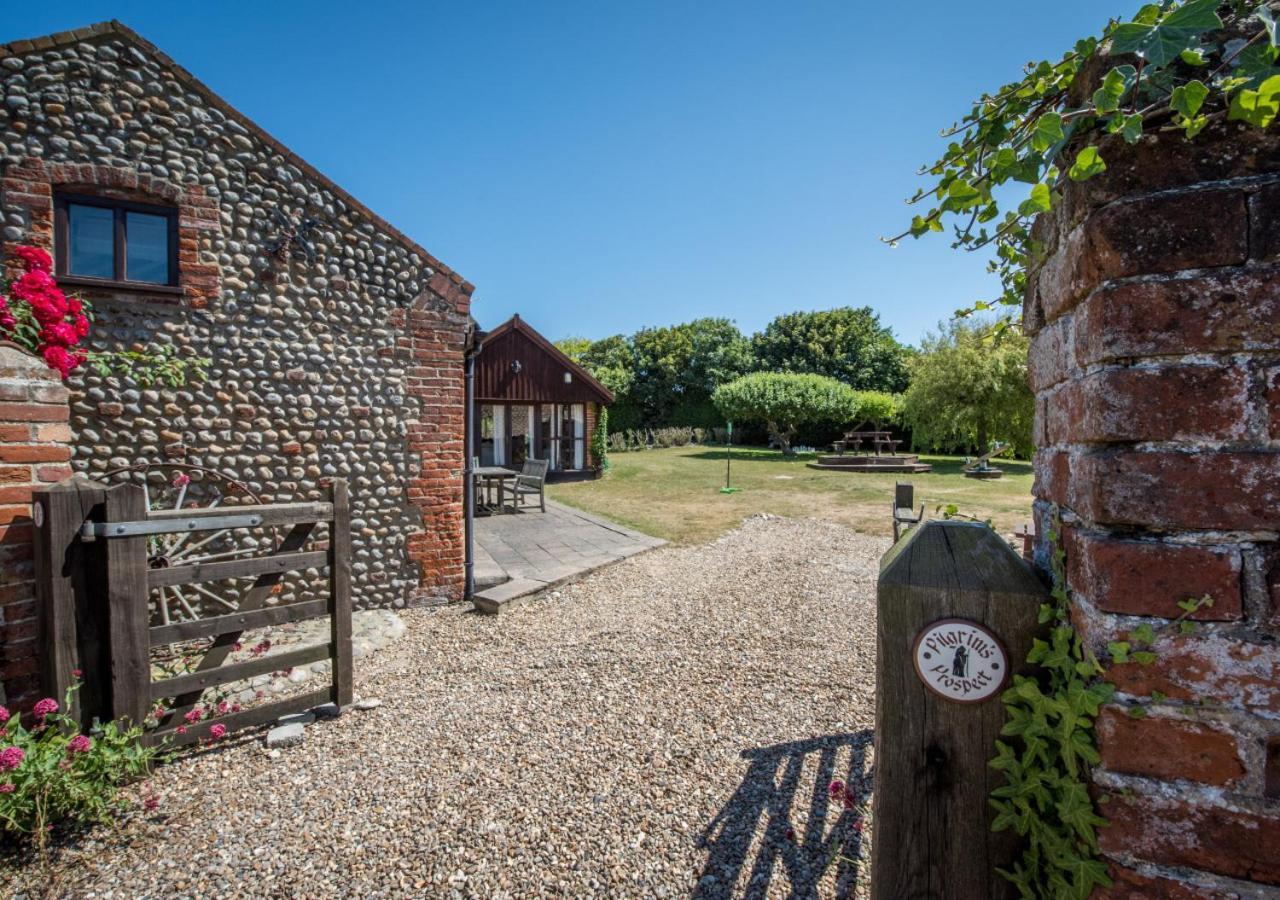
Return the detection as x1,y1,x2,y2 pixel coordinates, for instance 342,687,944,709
720,420,740,494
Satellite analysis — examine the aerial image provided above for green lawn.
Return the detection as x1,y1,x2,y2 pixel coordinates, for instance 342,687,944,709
547,445,1033,545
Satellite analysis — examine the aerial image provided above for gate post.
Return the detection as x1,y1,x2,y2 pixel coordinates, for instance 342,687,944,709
872,519,1043,899
102,482,150,728
33,479,107,726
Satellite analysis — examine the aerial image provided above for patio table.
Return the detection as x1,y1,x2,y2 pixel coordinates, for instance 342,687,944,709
474,466,519,512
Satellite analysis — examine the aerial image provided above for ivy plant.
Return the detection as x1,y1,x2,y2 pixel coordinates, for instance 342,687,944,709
988,510,1114,898
888,0,1280,329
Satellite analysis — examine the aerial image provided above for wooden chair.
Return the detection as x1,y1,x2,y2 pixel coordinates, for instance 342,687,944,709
892,481,925,541
471,456,492,509
513,458,550,513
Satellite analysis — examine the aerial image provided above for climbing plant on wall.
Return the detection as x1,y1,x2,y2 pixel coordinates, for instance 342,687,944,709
887,0,1280,331
892,3,1277,897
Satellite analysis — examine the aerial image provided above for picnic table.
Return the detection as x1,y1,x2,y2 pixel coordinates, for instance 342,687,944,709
835,430,902,456
474,465,519,512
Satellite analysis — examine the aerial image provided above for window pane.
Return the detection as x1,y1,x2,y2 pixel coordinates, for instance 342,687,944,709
125,211,170,284
510,405,533,467
479,405,496,467
67,204,115,278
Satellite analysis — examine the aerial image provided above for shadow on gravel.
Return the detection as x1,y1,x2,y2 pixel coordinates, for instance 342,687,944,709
696,730,874,900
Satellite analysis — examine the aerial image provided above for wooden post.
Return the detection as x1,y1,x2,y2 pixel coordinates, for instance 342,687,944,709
328,478,353,708
102,482,150,729
32,479,107,727
872,520,1044,900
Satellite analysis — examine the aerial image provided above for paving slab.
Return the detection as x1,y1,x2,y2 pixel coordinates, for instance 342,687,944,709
472,500,665,613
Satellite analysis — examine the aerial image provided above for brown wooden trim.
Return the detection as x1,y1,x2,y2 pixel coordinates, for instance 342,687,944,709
147,687,331,747
54,191,180,288
148,599,330,646
56,275,185,296
150,643,332,700
147,549,329,589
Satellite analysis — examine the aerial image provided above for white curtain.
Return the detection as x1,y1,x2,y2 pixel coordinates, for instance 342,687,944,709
572,404,585,469
493,405,506,465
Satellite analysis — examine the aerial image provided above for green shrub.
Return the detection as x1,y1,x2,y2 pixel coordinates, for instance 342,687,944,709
0,685,162,846
712,372,861,454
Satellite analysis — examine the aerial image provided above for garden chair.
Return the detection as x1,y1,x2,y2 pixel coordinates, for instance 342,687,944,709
471,456,491,509
513,458,550,513
892,481,924,542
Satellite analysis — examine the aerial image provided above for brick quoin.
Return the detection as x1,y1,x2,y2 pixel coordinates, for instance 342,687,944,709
1065,529,1242,620
0,344,71,710
1025,120,1280,895
1095,708,1245,787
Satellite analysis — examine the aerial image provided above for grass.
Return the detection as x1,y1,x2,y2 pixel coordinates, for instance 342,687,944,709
547,444,1034,545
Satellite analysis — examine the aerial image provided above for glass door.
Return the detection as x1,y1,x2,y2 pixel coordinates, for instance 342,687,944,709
510,405,534,468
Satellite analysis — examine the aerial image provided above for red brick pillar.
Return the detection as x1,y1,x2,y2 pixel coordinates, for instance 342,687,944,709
400,274,472,605
0,343,72,710
1026,125,1280,894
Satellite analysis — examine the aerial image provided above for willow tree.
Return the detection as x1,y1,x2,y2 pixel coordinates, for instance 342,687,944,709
900,322,1032,457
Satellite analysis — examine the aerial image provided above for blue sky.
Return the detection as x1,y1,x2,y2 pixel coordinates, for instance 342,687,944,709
5,1,1142,346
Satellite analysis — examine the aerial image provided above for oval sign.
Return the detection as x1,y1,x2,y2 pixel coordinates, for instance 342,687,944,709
912,618,1008,704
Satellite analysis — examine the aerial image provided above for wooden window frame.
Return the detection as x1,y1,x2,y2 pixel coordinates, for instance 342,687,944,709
54,192,182,294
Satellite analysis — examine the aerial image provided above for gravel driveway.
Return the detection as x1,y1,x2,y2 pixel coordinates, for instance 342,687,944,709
36,515,885,899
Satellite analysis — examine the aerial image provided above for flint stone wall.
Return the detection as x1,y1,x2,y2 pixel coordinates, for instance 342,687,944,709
0,23,472,612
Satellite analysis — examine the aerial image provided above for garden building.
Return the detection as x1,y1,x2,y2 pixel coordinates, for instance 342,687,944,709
0,21,473,706
472,314,612,479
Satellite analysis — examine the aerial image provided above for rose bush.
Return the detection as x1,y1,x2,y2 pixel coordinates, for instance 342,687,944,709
1,245,210,385
0,245,89,378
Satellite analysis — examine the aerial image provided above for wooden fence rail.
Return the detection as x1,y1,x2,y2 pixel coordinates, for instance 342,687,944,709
34,477,352,744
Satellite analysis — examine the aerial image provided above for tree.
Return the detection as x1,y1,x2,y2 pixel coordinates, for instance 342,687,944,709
900,321,1033,457
852,390,901,429
630,318,753,426
712,372,860,455
752,307,910,392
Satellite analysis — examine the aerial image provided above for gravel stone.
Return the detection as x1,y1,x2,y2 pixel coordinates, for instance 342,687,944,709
44,517,882,898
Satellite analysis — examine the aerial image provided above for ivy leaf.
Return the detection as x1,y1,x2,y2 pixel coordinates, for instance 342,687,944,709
1068,146,1107,182
1092,65,1136,113
1180,47,1208,65
1258,3,1278,48
1110,0,1224,67
1171,79,1210,118
1127,705,1148,719
946,179,984,211
1031,112,1065,153
1228,73,1280,128
1106,641,1130,664
1131,623,1155,647
1132,651,1157,666
1121,113,1144,144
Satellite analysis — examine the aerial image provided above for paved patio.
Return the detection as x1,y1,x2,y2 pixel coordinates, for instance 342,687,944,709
472,499,665,612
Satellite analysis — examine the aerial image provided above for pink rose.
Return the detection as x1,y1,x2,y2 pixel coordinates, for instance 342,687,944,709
209,723,227,740
0,783,13,794
0,706,9,725
183,708,202,724
67,734,93,754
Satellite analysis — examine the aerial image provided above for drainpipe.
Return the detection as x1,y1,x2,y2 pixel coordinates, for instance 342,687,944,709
463,329,484,600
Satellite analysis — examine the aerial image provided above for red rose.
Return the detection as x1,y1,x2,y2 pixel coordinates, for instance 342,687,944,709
13,245,52,273
41,321,79,348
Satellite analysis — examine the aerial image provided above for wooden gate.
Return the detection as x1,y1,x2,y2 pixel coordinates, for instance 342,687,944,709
34,478,352,745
